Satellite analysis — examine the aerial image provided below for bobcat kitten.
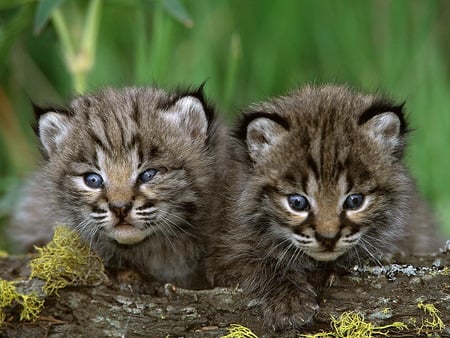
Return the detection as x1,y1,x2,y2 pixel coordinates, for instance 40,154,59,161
11,86,227,289
212,85,440,329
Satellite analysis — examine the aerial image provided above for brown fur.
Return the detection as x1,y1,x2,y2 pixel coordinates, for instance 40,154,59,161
10,86,228,289
209,84,441,329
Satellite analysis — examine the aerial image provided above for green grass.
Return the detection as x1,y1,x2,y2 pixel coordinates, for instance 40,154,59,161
1,0,449,247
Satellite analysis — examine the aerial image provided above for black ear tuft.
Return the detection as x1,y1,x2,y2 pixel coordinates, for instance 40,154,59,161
163,83,217,141
234,111,290,141
358,100,408,134
359,100,409,158
163,95,209,141
30,102,71,136
179,82,215,128
236,111,290,162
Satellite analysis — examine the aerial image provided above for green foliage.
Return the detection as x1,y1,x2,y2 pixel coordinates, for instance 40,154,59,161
34,0,65,34
0,0,449,239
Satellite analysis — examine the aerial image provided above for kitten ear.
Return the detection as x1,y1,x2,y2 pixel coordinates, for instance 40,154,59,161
164,96,208,139
363,112,402,153
38,112,72,157
246,115,289,161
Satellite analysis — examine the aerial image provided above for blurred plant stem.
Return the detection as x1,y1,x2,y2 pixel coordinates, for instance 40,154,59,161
223,33,241,117
0,87,34,172
51,0,102,93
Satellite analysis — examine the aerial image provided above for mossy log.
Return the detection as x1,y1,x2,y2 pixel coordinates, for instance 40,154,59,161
0,252,449,338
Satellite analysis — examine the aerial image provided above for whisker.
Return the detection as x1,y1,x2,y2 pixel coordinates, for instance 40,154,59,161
264,237,292,260
157,210,200,240
357,237,383,267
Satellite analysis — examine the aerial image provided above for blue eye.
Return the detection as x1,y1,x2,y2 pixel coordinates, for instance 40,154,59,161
138,169,158,183
343,193,364,210
84,173,104,188
287,194,309,211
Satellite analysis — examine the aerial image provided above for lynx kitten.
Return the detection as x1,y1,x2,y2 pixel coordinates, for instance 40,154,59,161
11,86,227,289
211,85,441,329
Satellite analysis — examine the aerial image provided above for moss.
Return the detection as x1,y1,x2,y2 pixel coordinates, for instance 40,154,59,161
29,225,106,295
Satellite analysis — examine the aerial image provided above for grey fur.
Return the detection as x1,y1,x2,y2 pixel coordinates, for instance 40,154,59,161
209,84,442,329
10,86,228,289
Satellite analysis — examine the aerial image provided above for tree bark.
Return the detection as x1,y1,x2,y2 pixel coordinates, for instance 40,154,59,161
0,252,449,338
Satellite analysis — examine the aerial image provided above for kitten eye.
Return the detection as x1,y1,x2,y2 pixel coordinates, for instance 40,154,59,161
287,194,309,212
138,169,158,183
343,193,364,210
84,173,104,188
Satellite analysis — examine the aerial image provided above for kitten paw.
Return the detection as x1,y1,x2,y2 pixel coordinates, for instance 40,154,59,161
108,267,160,295
262,292,319,330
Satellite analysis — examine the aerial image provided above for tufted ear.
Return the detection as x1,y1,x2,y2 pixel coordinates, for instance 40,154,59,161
363,112,403,154
359,101,408,157
164,96,208,140
246,114,289,162
38,111,72,158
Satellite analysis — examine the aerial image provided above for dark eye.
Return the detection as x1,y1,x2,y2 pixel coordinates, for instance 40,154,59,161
287,194,309,212
84,173,104,188
138,169,158,183
343,193,364,210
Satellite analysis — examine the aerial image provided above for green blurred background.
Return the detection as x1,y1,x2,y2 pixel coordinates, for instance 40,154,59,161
1,0,449,250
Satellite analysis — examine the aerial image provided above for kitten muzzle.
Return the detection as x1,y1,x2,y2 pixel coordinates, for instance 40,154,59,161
108,223,148,245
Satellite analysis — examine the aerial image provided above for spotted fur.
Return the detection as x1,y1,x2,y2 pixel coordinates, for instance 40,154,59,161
210,84,440,329
11,86,228,289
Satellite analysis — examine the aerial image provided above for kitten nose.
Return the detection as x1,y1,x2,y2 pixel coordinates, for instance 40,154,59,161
109,202,132,219
315,232,340,250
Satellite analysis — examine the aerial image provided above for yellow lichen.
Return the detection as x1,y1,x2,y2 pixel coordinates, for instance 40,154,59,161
0,279,18,324
221,324,259,338
0,279,17,306
0,279,44,323
0,250,8,258
440,266,449,276
301,311,407,338
17,293,45,321
417,301,445,334
300,331,331,338
1,226,107,325
29,225,106,295
381,307,390,315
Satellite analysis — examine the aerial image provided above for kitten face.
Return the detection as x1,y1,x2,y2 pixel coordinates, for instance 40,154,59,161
239,85,411,264
37,87,218,250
